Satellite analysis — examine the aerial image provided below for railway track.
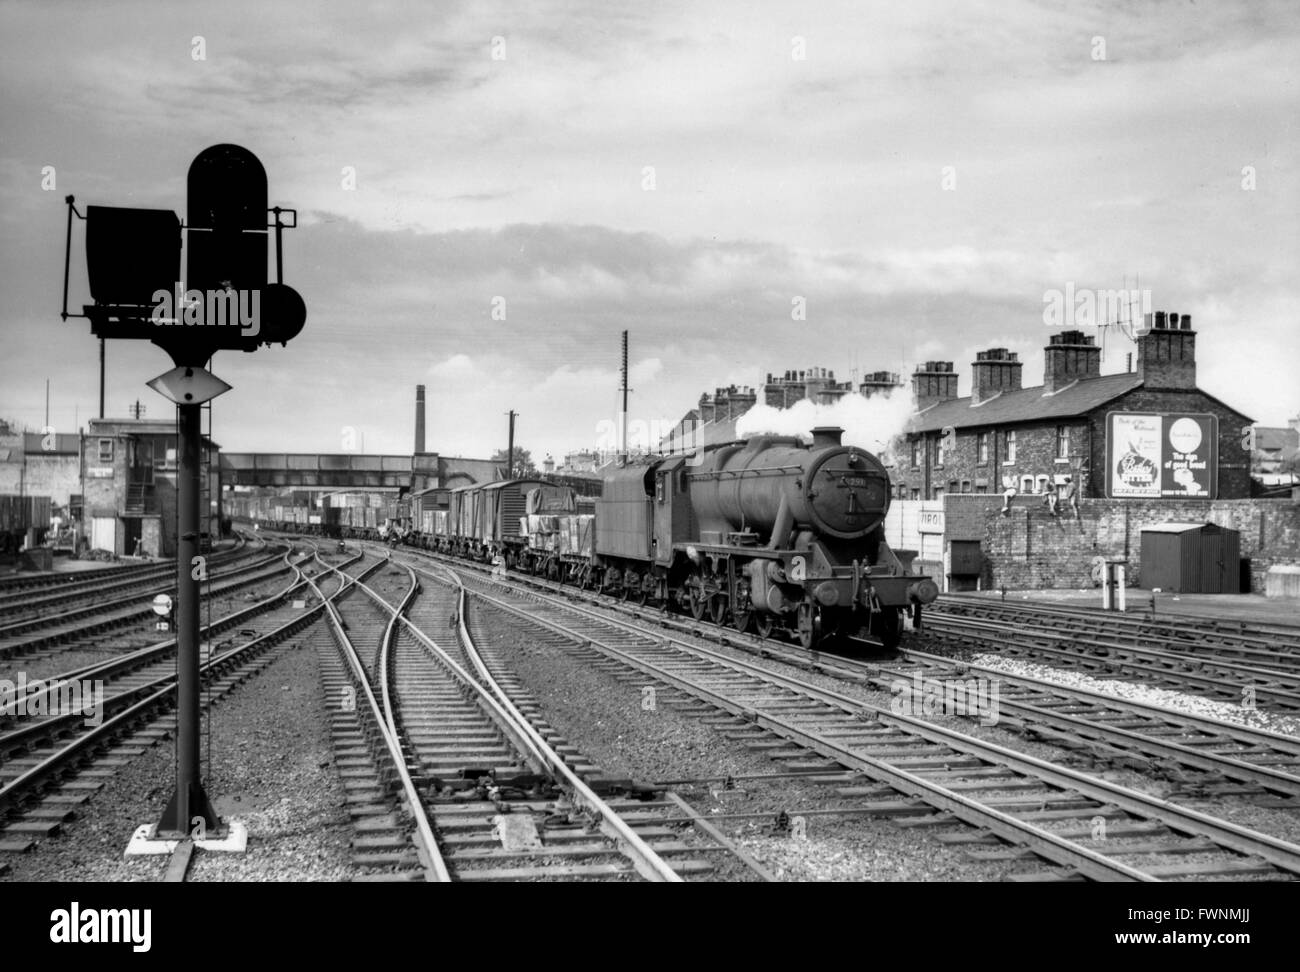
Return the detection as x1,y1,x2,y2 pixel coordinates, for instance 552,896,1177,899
0,533,248,599
921,609,1300,711
0,544,358,853
385,544,1300,805
407,554,1300,881
0,545,271,627
305,550,767,881
0,536,256,620
940,592,1300,652
0,545,298,663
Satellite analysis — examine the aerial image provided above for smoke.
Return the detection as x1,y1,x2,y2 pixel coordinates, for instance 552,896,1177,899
735,392,915,461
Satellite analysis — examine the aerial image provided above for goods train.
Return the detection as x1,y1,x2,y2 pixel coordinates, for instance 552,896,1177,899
237,427,938,650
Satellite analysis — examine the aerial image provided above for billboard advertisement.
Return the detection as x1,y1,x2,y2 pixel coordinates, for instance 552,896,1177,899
1105,412,1218,499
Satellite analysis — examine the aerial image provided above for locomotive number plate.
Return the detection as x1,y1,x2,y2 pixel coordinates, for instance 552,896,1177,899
839,475,868,488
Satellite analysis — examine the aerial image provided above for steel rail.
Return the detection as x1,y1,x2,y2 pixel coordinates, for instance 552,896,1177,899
454,571,1300,880
304,554,450,883
899,647,1300,755
435,565,682,883
317,555,683,882
939,593,1300,648
0,540,276,617
0,548,326,732
0,546,354,816
923,618,1300,712
385,545,1300,788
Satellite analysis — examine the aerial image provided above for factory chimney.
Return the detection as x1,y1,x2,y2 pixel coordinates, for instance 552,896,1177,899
415,384,426,455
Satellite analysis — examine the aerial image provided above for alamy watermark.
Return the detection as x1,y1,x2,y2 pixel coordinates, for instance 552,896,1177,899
1042,285,1151,331
596,416,706,465
150,284,260,337
0,673,104,727
890,673,1000,726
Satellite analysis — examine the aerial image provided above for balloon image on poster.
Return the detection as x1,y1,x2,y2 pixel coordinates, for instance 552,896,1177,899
1106,413,1217,499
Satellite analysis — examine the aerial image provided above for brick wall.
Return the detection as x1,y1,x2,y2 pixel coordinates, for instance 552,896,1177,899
975,496,1300,591
1091,388,1253,499
898,420,1087,499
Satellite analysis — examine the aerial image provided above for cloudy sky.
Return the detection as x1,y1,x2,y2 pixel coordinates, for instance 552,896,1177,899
1,0,1296,463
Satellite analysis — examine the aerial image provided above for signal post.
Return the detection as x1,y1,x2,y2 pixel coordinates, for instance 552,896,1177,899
61,145,306,849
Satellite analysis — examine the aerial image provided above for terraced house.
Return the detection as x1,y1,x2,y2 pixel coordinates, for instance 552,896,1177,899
897,313,1254,502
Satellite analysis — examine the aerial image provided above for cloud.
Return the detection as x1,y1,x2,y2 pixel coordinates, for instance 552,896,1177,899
427,354,477,379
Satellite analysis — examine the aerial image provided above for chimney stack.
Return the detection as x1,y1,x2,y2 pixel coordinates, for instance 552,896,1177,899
1043,330,1101,393
1137,310,1197,390
414,384,426,455
859,370,902,399
698,392,715,424
911,361,959,411
970,349,1022,406
726,385,757,420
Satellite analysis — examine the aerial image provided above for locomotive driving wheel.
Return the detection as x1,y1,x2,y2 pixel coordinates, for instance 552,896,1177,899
709,593,729,626
795,600,822,650
687,577,708,620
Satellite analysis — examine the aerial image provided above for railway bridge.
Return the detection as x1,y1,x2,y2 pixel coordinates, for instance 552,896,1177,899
219,452,500,490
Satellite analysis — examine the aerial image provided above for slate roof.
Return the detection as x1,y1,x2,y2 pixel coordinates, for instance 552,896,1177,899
906,373,1147,433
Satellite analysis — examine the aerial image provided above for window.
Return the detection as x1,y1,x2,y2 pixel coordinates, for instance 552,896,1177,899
975,483,988,494
932,485,944,499
1004,429,1017,463
960,480,971,493
97,439,113,463
911,439,920,468
1021,475,1036,493
910,488,920,500
977,432,989,464
1035,474,1049,493
1055,425,1069,460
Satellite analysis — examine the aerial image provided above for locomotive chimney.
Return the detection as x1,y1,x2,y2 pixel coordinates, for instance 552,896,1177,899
415,384,426,455
811,426,843,447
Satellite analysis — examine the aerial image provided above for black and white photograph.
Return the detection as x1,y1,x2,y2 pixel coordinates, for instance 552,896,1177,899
0,0,1295,945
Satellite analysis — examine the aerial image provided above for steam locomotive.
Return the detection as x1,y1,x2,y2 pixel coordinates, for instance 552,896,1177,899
405,426,938,651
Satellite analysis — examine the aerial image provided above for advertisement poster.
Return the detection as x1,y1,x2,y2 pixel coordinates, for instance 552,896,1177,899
1106,412,1217,498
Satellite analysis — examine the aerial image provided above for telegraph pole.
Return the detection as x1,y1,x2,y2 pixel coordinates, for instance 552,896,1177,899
505,409,517,478
619,330,629,465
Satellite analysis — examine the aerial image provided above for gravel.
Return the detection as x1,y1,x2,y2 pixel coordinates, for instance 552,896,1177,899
969,652,1300,736
469,603,1036,882
1,627,352,882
